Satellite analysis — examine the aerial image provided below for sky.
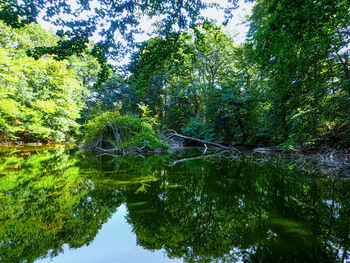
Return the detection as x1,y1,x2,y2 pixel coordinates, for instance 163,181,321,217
201,0,254,44
36,205,182,263
130,0,254,44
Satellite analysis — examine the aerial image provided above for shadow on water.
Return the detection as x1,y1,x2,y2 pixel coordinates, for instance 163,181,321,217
0,146,349,262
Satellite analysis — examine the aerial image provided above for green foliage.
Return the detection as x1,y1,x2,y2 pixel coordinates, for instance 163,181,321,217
182,114,206,139
128,25,265,145
138,103,158,127
123,1,349,148
77,5,349,148
0,147,123,262
0,0,348,147
0,0,233,89
248,0,350,146
82,111,169,152
0,22,87,142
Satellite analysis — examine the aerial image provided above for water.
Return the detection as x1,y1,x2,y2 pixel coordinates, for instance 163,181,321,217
0,146,349,263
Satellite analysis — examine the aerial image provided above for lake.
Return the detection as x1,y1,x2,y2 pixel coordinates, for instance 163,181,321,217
0,145,349,262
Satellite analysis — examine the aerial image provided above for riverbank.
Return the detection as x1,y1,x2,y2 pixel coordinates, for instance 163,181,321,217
1,139,349,177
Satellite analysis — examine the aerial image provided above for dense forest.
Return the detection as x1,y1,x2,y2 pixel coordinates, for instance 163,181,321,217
0,0,349,150
0,1,350,261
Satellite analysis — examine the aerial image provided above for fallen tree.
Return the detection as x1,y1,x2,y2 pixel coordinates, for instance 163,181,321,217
163,130,241,152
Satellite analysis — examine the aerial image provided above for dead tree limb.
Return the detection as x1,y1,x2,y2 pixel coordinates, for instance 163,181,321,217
163,130,241,152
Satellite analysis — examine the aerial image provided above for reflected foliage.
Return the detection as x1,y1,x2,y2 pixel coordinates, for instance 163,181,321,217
123,158,350,262
0,148,349,262
0,147,123,262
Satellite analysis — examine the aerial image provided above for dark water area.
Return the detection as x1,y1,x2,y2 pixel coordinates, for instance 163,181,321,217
0,146,349,263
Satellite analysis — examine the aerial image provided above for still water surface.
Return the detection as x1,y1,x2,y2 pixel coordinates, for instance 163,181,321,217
0,146,349,262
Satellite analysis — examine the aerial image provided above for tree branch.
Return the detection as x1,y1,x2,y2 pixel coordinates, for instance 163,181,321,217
163,130,241,152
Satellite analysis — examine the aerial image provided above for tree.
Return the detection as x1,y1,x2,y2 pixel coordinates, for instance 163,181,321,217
127,24,265,145
0,0,240,86
248,0,350,146
0,21,89,142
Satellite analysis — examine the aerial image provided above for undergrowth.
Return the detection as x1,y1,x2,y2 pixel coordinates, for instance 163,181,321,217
81,111,169,153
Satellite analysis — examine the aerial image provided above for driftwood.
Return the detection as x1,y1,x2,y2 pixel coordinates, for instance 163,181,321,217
163,130,241,152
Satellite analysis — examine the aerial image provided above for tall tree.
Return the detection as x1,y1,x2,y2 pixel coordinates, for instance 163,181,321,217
0,21,90,141
0,0,240,86
248,0,350,145
127,25,264,144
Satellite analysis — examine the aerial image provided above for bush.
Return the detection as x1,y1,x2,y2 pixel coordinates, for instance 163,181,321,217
81,111,169,152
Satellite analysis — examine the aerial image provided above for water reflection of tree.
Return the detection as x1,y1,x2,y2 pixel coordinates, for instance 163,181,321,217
120,158,350,263
0,150,349,263
0,148,123,263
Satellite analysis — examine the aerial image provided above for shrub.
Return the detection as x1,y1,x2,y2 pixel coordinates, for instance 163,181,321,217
81,111,169,152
